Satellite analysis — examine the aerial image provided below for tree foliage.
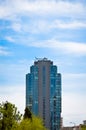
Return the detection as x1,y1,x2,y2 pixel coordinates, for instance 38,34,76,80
0,101,47,130
13,116,47,130
23,107,32,120
0,101,22,130
19,107,46,130
81,125,86,130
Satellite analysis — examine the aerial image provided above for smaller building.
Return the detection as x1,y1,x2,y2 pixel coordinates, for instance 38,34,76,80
61,126,80,130
61,127,74,130
60,117,63,128
83,120,86,125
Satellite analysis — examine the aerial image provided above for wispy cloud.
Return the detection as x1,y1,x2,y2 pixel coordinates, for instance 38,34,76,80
0,0,85,20
0,46,10,56
5,36,15,42
50,20,86,29
0,0,86,43
23,39,86,56
11,23,22,32
15,20,86,34
5,35,86,56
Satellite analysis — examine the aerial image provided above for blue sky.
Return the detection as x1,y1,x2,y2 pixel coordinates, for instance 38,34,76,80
0,0,86,126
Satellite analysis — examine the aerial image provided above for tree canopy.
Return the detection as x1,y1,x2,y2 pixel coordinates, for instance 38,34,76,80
0,101,47,130
23,107,32,120
0,101,22,130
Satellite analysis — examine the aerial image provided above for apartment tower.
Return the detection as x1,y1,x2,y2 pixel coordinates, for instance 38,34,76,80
26,58,62,130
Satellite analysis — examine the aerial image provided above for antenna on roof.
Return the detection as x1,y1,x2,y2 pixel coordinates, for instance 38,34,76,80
35,57,48,61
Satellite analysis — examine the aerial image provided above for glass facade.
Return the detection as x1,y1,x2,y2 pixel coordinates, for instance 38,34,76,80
26,58,61,130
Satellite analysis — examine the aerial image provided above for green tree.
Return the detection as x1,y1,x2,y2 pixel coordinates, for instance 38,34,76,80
22,107,46,130
81,125,86,130
17,116,47,130
24,107,32,120
0,101,47,130
0,101,22,130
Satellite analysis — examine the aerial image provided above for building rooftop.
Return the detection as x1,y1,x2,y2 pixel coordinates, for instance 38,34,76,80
34,57,53,64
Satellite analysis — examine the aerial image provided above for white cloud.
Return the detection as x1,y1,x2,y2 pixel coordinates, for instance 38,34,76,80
0,4,11,19
5,36,86,56
29,40,86,56
0,0,86,36
4,29,86,55
28,20,86,34
11,23,22,32
0,0,85,20
51,20,86,29
0,46,10,56
14,20,86,34
60,41,86,55
5,36,15,42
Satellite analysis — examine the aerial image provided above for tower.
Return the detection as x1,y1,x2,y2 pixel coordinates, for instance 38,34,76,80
26,58,62,130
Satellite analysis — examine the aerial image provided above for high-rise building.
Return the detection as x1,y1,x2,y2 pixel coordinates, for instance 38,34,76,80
26,58,62,130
